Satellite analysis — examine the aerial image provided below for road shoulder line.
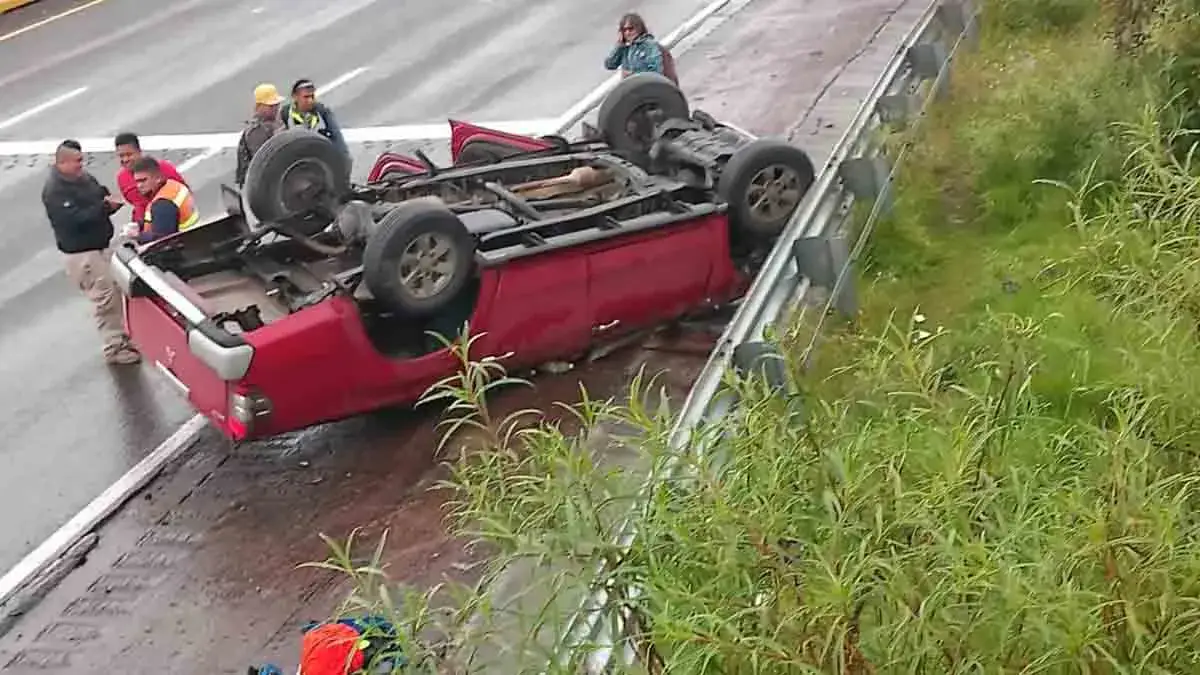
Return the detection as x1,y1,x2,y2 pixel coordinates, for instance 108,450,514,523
0,414,206,607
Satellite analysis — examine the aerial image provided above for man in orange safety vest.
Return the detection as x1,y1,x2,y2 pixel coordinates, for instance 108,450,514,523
130,156,199,244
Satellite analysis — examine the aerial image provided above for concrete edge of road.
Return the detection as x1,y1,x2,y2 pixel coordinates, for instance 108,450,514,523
0,0,37,14
0,414,206,607
0,0,744,618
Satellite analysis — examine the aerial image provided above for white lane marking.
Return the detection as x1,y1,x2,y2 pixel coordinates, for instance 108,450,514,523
0,0,109,44
0,86,88,132
251,6,264,13
0,413,206,606
668,0,757,61
0,0,747,604
318,67,368,97
176,145,222,172
0,118,562,155
0,133,240,156
344,118,561,142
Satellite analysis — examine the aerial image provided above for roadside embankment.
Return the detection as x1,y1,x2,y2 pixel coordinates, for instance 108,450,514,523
397,0,1200,671
624,0,1200,670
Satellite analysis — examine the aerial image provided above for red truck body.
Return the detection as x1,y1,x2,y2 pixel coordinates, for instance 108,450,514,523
115,122,748,441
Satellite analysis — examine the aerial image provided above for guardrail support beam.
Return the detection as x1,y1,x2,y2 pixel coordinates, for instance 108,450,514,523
839,155,895,215
908,41,951,99
732,341,789,395
878,93,919,126
938,0,980,50
792,234,857,318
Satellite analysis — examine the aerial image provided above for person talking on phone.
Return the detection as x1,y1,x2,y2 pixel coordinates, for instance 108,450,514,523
603,12,678,84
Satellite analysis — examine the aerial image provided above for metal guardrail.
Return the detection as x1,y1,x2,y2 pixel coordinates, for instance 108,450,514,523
546,0,982,670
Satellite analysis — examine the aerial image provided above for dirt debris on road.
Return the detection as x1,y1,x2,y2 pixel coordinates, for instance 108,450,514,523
0,0,927,672
0,342,707,673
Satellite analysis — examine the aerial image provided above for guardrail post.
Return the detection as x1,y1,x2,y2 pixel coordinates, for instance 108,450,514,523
792,234,857,318
938,0,980,51
877,92,918,126
839,155,895,216
907,40,951,100
732,341,789,394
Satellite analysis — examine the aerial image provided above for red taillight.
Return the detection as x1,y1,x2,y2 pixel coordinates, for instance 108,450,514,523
229,387,272,439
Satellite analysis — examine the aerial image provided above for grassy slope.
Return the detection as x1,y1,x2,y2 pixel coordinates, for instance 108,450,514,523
618,1,1200,672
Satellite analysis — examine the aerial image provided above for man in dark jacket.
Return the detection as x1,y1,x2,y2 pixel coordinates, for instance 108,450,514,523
41,139,141,365
280,78,351,167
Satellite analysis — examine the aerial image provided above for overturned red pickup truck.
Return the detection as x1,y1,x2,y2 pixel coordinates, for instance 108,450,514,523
110,74,815,441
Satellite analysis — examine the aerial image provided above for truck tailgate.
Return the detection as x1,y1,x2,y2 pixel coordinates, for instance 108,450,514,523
124,294,230,424
111,245,255,434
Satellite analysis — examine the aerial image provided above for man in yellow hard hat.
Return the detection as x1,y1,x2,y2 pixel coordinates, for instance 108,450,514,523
235,83,284,187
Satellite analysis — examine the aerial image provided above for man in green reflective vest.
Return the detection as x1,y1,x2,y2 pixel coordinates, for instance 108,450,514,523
280,78,350,161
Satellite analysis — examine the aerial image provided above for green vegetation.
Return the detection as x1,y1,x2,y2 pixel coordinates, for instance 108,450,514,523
313,0,1200,671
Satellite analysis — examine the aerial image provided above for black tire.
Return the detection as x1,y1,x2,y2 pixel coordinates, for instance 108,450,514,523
362,198,476,318
716,139,815,240
244,129,350,233
597,73,689,156
455,140,524,165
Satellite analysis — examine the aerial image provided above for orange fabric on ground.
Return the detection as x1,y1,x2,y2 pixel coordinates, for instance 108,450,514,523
299,623,365,675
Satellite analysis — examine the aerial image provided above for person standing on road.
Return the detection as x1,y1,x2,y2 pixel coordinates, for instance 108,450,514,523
131,156,199,244
280,78,351,161
235,83,285,187
114,132,188,226
604,13,679,84
41,140,141,365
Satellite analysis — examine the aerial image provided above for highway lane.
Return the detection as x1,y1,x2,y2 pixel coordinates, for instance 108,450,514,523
0,0,699,139
0,0,707,574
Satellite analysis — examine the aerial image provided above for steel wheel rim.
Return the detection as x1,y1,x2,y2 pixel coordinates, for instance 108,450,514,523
746,164,804,222
624,103,662,149
398,232,457,299
279,158,332,213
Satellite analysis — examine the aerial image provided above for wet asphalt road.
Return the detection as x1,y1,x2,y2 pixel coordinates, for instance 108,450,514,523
0,0,931,669
0,0,709,575
0,0,696,138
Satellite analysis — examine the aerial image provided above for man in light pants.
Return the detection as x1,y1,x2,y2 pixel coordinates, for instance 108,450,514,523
40,140,141,365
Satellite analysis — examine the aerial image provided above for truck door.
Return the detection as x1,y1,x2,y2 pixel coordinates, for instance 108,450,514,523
586,220,717,341
469,251,593,368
